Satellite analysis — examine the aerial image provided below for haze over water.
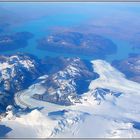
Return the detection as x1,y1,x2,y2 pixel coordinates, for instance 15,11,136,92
0,2,140,62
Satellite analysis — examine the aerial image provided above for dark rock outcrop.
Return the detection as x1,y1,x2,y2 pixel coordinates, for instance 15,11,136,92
0,32,33,52
37,31,117,58
112,53,140,83
32,57,99,105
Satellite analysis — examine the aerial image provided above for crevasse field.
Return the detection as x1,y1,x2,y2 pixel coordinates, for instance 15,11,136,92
0,2,140,138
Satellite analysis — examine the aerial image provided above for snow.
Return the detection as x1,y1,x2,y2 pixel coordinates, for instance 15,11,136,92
1,59,140,138
89,60,140,94
19,60,34,70
0,55,36,80
0,62,13,70
0,109,89,138
1,109,57,138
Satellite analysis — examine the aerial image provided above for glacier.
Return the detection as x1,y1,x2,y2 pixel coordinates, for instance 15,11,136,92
0,59,140,138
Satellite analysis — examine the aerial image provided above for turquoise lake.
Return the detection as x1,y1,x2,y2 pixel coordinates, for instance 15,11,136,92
0,2,139,62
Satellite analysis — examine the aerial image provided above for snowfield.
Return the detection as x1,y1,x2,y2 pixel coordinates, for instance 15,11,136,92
90,60,140,94
1,59,140,138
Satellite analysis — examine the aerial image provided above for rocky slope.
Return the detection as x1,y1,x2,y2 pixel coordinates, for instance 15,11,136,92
0,54,99,110
37,31,117,58
16,57,99,106
0,53,45,111
112,53,140,83
0,32,33,51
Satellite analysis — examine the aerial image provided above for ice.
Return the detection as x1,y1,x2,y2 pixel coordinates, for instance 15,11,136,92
1,59,140,138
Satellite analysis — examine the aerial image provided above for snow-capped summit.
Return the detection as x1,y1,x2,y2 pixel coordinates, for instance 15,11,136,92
0,53,45,111
16,57,99,106
0,53,44,92
2,59,140,138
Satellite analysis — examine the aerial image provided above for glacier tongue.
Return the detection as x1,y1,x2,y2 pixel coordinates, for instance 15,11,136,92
88,60,140,95
1,59,140,138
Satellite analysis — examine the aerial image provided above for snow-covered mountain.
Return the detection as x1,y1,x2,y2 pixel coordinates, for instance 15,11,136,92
0,53,45,110
15,57,99,106
0,58,140,138
0,55,98,110
0,59,140,138
0,53,44,92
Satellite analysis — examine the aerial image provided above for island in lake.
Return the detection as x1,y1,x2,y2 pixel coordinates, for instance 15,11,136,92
112,53,140,83
0,32,33,52
37,31,117,58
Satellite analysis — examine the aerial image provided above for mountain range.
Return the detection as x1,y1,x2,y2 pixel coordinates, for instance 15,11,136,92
0,53,140,138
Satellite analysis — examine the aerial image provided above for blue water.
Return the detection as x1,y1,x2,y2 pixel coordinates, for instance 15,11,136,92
133,121,140,130
0,9,139,62
0,125,12,138
106,37,139,62
0,13,91,58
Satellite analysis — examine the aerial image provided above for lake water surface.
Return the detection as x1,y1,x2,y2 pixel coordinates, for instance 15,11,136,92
0,3,139,62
